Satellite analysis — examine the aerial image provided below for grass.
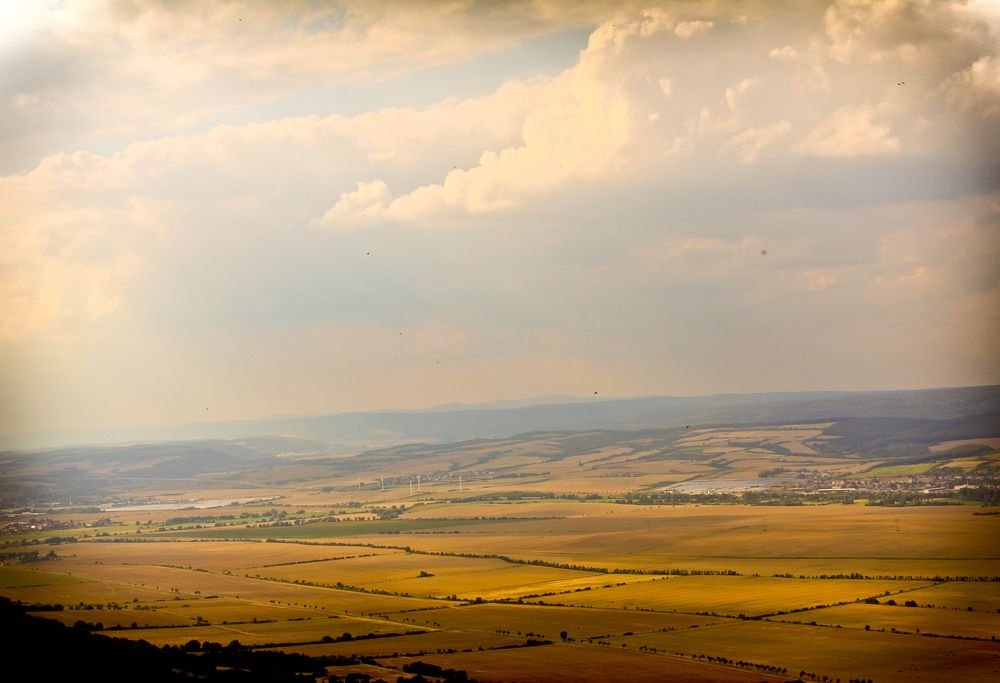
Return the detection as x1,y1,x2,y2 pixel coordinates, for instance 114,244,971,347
28,608,191,629
169,517,533,540
0,566,87,588
1,524,130,544
110,613,413,647
861,462,937,477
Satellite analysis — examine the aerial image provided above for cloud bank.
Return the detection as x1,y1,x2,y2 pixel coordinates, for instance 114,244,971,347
2,0,998,436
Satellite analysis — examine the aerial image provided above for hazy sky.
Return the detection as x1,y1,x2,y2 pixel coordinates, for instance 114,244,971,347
2,0,999,437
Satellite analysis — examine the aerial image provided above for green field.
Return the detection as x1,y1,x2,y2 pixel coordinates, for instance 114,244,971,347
0,566,87,589
170,517,533,540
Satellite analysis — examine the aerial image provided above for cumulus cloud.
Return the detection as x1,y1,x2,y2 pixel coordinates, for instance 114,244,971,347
944,55,1000,118
309,1,1000,224
724,78,761,112
871,196,1000,305
0,178,158,336
338,11,668,221
799,269,838,292
674,20,714,38
3,1,1000,433
795,103,900,157
723,120,792,163
769,45,799,60
822,0,993,68
8,0,999,339
320,180,392,224
0,0,592,172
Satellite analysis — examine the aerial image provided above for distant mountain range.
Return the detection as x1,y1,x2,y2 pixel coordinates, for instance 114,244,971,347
4,385,998,452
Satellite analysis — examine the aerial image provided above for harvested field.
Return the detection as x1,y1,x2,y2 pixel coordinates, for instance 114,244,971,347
55,540,393,570
612,619,1000,682
16,561,445,614
523,575,930,616
244,552,630,600
272,630,521,657
0,566,86,588
108,613,416,646
379,642,788,683
772,602,1000,640
169,518,533,540
901,581,1000,611
0,580,168,605
380,602,724,640
27,607,191,629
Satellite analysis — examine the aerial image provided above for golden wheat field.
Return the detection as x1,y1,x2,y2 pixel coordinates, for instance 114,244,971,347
522,575,932,616
770,602,1000,639
611,618,1000,683
242,551,656,600
379,602,724,638
3,500,999,681
376,642,791,683
269,630,524,658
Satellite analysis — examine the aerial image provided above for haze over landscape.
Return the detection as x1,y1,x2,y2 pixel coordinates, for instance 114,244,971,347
2,2,1000,682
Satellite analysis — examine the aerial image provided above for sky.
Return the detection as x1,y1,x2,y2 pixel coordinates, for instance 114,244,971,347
2,0,999,440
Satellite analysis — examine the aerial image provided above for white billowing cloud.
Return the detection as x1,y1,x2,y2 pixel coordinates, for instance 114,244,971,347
944,55,1000,117
799,269,838,292
769,45,799,60
312,1,1000,225
343,78,544,164
674,20,714,38
3,1,1000,435
635,193,998,303
649,235,767,272
0,178,159,336
724,78,761,112
1,75,556,332
7,0,999,342
361,11,672,220
795,103,900,157
823,0,986,64
321,180,392,224
723,120,793,163
0,0,598,172
871,196,1000,307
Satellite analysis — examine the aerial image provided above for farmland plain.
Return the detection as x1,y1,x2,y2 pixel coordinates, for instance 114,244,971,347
2,408,999,681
